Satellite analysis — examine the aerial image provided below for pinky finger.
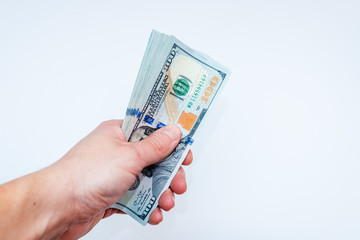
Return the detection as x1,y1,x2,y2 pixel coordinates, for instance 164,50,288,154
148,207,163,225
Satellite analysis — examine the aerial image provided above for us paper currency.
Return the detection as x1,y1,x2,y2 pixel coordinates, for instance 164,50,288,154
111,30,230,225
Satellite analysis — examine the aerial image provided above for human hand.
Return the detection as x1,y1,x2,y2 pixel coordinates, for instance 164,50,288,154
46,120,192,239
0,120,193,240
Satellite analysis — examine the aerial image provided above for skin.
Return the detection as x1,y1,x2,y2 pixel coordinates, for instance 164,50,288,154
0,120,193,240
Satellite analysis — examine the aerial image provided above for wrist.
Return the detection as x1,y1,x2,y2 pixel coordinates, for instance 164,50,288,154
0,165,74,239
33,164,76,239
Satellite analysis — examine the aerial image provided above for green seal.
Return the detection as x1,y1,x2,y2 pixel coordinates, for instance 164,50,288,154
173,78,190,96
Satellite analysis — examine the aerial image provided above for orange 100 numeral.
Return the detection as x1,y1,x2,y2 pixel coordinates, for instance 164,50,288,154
201,76,219,103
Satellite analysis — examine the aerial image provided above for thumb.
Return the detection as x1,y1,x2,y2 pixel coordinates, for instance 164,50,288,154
133,125,181,168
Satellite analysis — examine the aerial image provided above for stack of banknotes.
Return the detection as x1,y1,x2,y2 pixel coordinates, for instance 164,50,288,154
111,30,230,225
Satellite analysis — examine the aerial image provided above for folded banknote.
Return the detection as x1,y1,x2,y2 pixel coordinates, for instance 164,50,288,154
111,30,230,225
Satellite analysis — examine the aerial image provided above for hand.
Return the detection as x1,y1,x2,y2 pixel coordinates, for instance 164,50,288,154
0,120,193,240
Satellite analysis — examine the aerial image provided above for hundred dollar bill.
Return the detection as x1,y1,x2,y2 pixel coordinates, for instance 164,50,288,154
111,30,230,225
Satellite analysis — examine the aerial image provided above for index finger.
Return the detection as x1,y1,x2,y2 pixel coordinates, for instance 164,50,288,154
182,150,193,166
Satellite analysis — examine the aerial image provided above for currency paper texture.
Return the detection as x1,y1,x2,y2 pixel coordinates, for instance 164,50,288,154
111,30,230,225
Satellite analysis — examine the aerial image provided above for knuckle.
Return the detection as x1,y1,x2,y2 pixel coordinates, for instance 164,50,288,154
99,119,119,128
147,135,168,154
98,120,112,128
128,145,143,164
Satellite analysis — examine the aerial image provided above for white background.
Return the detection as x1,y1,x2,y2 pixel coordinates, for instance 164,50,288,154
1,1,360,239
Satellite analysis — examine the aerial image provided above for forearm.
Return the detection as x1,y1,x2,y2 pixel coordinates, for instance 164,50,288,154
0,166,72,239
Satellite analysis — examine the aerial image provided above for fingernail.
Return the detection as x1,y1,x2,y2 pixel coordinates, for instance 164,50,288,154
160,125,181,142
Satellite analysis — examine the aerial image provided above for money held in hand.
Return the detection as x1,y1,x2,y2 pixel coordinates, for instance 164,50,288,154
111,30,230,225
